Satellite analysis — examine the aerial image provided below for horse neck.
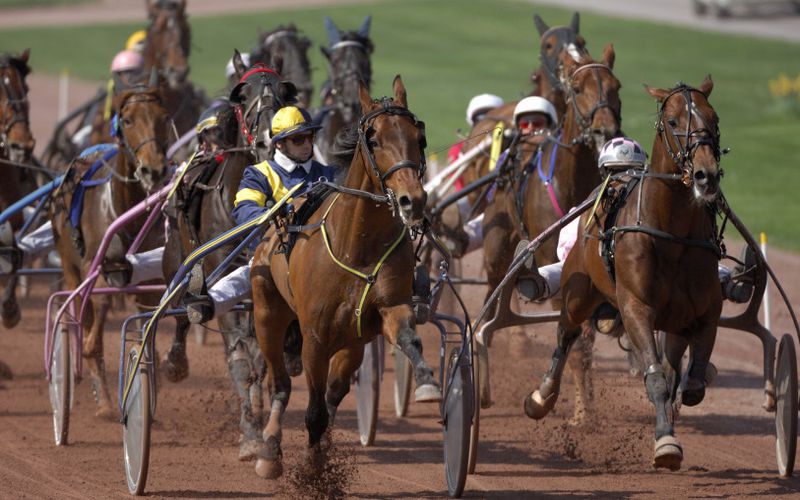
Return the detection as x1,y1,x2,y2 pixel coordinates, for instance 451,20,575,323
552,105,600,199
328,146,403,265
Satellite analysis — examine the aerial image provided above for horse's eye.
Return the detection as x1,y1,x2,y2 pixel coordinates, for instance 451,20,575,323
122,118,132,127
667,118,677,127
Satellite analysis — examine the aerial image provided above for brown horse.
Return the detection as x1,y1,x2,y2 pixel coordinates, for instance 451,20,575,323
525,77,723,470
51,84,170,417
479,45,620,422
251,25,313,108
0,50,35,329
250,76,439,478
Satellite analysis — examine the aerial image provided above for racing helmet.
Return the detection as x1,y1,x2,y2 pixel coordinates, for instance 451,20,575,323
110,50,144,73
270,106,322,142
598,137,647,170
466,93,504,125
513,96,558,128
126,30,147,53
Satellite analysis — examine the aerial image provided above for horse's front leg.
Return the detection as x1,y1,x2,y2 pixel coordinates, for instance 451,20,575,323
381,305,441,403
1,274,20,329
682,313,720,408
82,294,114,419
325,345,364,426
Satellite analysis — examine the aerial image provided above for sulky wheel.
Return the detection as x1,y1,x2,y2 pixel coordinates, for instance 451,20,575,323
467,338,480,475
442,347,472,498
48,324,72,446
123,347,152,495
775,333,798,477
393,345,413,417
355,337,381,447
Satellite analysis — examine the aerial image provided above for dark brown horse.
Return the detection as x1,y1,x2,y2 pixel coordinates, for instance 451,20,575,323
525,77,723,470
315,16,373,166
250,76,439,478
0,50,35,329
479,45,620,423
51,84,170,418
160,60,299,461
251,24,313,108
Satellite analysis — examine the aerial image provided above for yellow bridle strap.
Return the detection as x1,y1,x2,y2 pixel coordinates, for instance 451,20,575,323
121,181,306,410
166,151,198,201
319,194,408,338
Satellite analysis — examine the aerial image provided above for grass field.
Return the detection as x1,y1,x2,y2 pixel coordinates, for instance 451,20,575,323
1,0,798,249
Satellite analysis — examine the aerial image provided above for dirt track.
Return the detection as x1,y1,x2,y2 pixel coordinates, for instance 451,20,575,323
1,245,799,499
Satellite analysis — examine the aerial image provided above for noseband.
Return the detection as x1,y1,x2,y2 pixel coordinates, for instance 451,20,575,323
564,63,620,147
655,85,721,186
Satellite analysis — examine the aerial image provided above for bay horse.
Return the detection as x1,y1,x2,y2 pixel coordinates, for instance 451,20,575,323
314,15,373,166
250,24,313,108
0,50,36,329
50,82,170,418
525,77,723,470
480,45,620,422
161,59,300,461
250,76,439,478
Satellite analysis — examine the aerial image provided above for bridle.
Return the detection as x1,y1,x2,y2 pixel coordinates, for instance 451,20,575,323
115,91,167,184
655,84,721,186
329,39,371,122
0,62,31,158
261,29,313,98
147,4,189,83
231,66,284,154
564,62,621,147
357,97,427,218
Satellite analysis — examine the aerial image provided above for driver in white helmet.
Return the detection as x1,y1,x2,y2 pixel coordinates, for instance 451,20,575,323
514,137,755,305
440,95,558,258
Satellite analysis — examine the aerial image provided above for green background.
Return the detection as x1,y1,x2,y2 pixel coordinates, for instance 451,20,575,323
1,0,797,248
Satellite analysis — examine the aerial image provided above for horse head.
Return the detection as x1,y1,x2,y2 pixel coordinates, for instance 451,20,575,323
533,12,586,93
253,25,313,108
357,75,427,227
560,44,621,154
113,78,169,191
646,76,721,202
0,50,34,164
229,61,298,159
145,0,190,89
322,16,374,125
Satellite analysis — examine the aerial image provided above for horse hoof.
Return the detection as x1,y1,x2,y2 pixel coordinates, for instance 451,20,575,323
2,303,20,329
161,348,189,383
414,383,442,403
0,360,13,380
254,457,282,479
681,379,706,407
239,438,263,462
653,435,683,471
704,362,717,387
524,390,556,420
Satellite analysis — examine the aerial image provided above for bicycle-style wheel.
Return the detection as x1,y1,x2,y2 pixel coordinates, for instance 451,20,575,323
354,337,380,446
48,324,72,446
442,347,472,498
123,347,152,495
393,346,413,417
775,333,798,477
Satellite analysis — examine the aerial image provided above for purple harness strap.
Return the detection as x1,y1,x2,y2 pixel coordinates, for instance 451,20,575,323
536,136,565,218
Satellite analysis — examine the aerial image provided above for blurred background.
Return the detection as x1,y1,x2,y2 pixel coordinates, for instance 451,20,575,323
1,0,798,249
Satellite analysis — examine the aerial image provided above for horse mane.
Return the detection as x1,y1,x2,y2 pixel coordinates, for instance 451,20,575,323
331,125,359,168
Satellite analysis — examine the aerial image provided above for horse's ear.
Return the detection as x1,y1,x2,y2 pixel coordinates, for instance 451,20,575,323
146,0,158,19
270,53,284,75
601,43,615,69
393,75,407,108
233,49,247,76
358,15,372,38
324,16,340,46
533,14,549,36
20,48,30,64
148,67,159,90
644,84,670,102
359,80,373,114
698,74,714,97
570,12,580,33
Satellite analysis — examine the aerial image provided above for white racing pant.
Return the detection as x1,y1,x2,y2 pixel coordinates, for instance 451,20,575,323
208,262,252,317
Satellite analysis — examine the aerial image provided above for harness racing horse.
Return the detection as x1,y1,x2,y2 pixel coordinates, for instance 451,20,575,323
0,50,36,329
455,13,587,194
480,45,620,423
160,63,300,461
315,15,373,166
250,25,313,108
251,76,440,478
525,77,723,470
50,83,170,418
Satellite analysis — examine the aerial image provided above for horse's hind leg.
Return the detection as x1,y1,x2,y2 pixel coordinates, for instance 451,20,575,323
219,311,266,462
83,294,114,419
682,318,718,408
1,275,21,329
524,323,583,420
381,305,441,402
161,315,190,382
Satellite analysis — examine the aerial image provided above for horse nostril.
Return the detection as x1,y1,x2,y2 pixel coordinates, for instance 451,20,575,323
694,170,707,184
398,195,413,211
